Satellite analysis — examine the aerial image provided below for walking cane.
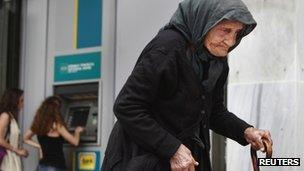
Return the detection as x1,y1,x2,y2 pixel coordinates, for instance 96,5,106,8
250,138,273,171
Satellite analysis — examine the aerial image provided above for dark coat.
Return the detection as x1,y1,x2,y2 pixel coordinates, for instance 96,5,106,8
101,29,251,171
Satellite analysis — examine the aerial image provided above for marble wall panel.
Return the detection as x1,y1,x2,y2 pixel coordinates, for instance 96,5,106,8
296,82,304,160
296,0,304,81
227,82,303,171
22,1,49,170
229,0,296,84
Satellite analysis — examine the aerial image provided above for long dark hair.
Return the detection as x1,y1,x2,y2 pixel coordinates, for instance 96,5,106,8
0,88,24,120
31,96,66,135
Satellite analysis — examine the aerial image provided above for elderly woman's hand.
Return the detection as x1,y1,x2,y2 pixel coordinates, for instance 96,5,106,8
170,144,199,171
244,127,273,152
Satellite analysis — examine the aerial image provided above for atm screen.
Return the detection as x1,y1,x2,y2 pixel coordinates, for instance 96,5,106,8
67,106,90,128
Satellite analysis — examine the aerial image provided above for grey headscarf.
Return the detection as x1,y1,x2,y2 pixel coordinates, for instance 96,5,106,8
163,0,256,91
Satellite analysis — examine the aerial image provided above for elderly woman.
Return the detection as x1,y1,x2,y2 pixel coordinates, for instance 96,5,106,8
102,0,272,170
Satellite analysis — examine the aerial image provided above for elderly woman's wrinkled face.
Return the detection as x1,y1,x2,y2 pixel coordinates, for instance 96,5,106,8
203,20,244,57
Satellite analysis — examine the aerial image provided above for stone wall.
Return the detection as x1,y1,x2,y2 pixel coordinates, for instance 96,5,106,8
226,0,304,170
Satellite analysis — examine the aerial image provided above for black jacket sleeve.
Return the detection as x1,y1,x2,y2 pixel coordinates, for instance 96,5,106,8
209,65,252,146
113,49,181,160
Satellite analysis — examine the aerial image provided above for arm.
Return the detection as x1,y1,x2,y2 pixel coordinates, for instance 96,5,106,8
23,129,41,149
23,129,42,158
0,113,17,152
114,49,181,160
0,113,28,157
209,66,273,150
57,125,83,146
209,66,252,145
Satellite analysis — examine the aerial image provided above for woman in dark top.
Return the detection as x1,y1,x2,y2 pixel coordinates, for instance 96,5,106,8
102,0,272,170
24,96,84,171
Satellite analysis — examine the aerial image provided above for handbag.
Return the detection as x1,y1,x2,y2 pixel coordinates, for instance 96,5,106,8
0,146,7,164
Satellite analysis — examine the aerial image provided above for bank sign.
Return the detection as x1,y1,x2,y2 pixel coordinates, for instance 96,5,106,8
54,52,101,82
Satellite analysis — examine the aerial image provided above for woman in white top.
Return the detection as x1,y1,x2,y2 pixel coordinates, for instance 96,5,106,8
0,88,28,171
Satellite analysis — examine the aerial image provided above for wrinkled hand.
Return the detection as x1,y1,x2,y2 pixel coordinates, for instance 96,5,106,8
170,144,199,171
244,127,273,152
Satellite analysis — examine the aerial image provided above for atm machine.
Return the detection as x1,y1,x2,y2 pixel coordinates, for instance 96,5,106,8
54,82,101,170
54,83,99,143
65,105,98,143
41,0,116,170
